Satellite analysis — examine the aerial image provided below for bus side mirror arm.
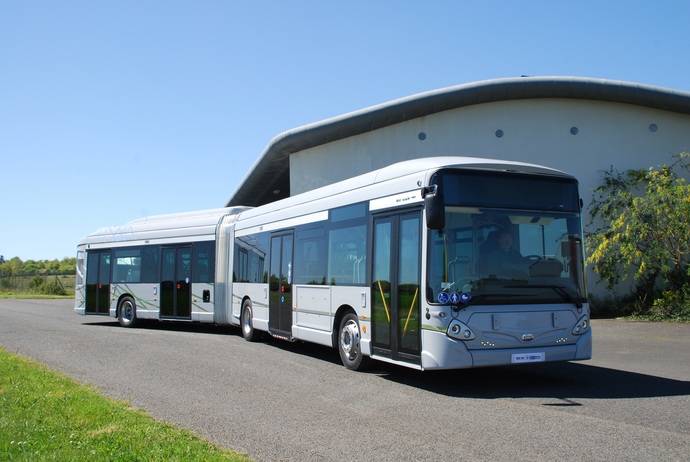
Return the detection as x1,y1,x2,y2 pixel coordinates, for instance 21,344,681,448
422,184,445,230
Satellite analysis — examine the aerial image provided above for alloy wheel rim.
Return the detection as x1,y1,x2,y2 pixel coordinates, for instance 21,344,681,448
243,306,252,335
340,319,360,361
122,301,133,322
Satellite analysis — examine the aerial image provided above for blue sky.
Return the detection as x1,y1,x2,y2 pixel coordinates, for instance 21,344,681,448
1,0,689,259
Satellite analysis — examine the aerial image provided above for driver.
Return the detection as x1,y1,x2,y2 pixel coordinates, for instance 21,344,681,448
482,230,528,279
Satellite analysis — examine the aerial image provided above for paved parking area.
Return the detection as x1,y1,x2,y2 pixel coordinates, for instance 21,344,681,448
1,299,689,461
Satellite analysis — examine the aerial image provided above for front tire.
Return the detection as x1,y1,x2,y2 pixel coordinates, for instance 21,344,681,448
240,299,258,341
117,296,137,328
338,312,369,371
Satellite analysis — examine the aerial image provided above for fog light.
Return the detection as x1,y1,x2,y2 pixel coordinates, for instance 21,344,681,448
451,324,460,334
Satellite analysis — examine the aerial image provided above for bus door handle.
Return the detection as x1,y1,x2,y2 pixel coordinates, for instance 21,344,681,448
264,287,268,299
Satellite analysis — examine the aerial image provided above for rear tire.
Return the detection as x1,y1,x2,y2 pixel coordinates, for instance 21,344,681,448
117,296,137,328
241,299,258,341
338,312,370,371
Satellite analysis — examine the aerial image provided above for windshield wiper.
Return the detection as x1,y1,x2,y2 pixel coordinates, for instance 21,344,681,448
505,284,583,308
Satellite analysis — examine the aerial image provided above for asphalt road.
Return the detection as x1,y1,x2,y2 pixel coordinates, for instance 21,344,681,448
1,299,690,461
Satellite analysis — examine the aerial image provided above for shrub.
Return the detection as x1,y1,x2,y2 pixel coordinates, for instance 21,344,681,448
41,278,67,296
28,276,45,291
587,153,690,318
649,285,690,321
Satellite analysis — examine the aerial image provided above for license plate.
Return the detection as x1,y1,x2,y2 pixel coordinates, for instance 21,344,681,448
511,352,545,364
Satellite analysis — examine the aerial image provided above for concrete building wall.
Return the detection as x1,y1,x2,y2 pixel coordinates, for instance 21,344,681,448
289,98,690,209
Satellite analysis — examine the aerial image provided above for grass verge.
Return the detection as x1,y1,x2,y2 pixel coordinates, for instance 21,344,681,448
624,314,690,323
0,348,249,461
0,292,74,299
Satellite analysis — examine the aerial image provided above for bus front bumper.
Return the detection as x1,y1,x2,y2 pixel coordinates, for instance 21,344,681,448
421,329,592,370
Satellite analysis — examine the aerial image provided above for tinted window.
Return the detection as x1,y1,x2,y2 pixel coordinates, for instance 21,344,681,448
234,245,248,282
113,248,141,283
86,251,99,284
327,203,368,285
98,253,111,284
234,233,269,283
331,203,366,222
440,171,580,212
140,246,160,283
193,241,215,283
294,225,327,285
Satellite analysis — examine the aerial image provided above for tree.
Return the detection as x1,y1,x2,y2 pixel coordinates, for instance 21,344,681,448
587,153,690,315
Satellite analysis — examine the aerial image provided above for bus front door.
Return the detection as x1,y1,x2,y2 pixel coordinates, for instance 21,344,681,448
371,210,422,363
268,232,294,337
85,250,111,315
160,245,192,319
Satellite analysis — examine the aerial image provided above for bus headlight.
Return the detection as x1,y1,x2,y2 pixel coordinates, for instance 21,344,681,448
447,320,475,341
572,316,590,335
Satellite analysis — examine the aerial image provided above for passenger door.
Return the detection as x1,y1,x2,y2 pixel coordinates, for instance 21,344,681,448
85,250,111,315
371,210,422,363
268,232,294,336
160,245,192,319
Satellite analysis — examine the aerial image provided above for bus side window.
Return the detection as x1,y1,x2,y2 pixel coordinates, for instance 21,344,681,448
193,241,215,284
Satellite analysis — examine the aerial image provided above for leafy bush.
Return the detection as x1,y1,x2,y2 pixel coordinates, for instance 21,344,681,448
587,153,690,319
650,286,690,321
28,276,45,291
41,278,67,296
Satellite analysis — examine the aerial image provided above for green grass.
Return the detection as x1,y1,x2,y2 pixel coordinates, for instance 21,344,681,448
0,292,74,299
624,314,690,323
0,348,249,461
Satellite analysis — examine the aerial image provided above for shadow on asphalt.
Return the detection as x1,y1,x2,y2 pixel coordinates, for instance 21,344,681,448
84,319,690,401
376,362,690,402
85,320,240,336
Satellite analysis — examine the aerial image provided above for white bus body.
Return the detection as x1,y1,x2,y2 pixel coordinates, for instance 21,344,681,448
75,156,591,370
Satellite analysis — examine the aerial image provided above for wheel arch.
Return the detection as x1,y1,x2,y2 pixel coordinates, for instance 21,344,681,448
115,293,135,316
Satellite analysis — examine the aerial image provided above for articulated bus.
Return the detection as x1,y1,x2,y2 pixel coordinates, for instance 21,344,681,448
75,157,591,370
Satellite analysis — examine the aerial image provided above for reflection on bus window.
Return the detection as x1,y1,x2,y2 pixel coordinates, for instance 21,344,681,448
428,207,585,304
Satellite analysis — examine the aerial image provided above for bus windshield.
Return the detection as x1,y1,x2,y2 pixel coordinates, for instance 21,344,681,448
426,172,586,305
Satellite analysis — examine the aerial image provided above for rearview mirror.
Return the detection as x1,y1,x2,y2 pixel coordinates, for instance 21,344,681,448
423,184,445,230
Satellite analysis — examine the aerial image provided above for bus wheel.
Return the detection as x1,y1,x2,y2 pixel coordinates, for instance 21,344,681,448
118,296,137,328
338,313,369,371
241,299,257,341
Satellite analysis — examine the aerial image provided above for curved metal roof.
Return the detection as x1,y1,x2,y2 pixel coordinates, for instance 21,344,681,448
227,76,690,207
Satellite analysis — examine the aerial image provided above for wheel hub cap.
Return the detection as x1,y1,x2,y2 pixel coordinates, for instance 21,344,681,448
243,307,252,335
341,320,360,360
123,302,133,322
